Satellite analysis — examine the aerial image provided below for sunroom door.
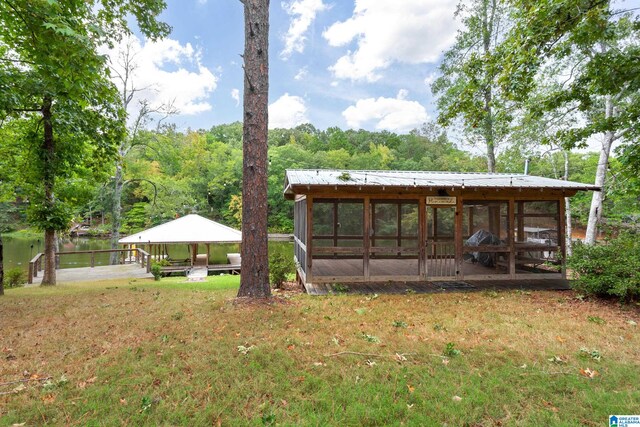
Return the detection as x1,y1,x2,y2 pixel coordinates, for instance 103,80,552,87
425,205,457,279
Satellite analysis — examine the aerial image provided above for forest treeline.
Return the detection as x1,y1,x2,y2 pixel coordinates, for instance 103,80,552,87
3,121,629,235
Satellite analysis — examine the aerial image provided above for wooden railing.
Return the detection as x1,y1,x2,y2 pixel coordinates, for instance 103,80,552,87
28,248,151,284
28,253,45,284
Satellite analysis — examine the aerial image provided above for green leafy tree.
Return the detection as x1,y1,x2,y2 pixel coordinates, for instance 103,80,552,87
0,0,169,285
432,0,513,172
496,0,640,243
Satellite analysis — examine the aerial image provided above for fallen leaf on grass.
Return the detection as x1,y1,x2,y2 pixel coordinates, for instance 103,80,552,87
237,345,255,355
452,395,462,402
287,344,295,351
542,400,558,412
627,320,637,326
555,336,565,343
365,359,376,367
579,368,599,379
395,353,407,362
77,377,97,390
12,384,26,393
548,355,567,364
442,358,450,366
120,398,127,405
407,385,415,393
41,394,56,404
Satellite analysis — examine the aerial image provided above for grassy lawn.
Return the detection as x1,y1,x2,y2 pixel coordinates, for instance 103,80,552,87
1,276,639,426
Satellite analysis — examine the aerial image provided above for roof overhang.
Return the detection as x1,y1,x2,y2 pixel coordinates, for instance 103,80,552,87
284,169,600,199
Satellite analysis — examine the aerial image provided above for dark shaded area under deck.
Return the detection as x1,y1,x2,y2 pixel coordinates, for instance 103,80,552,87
303,277,571,296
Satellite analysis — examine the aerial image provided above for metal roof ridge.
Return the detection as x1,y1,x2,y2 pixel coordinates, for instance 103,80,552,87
285,169,527,176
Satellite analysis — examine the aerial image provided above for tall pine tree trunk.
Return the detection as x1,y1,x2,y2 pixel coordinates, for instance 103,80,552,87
584,95,614,245
41,97,57,286
237,0,270,298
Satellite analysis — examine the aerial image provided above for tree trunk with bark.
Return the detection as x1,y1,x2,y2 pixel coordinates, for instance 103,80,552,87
110,155,124,264
482,0,497,173
41,97,57,286
0,235,4,296
584,95,614,245
563,151,572,256
237,0,271,298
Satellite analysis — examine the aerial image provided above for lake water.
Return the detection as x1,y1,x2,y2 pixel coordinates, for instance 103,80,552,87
1,234,293,272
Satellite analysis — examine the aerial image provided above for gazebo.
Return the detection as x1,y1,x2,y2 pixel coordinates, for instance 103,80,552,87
118,214,242,272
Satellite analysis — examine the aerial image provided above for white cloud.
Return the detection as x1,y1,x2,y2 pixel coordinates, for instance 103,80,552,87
269,93,308,129
423,72,437,88
281,0,328,59
342,90,428,132
294,66,308,81
103,36,218,117
323,0,459,81
231,88,240,107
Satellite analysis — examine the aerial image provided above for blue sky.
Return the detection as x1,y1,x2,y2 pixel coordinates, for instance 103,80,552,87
111,0,460,133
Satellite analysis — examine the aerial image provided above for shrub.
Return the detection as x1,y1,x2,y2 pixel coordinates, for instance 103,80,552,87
150,263,163,281
269,251,294,289
567,232,640,301
4,267,26,288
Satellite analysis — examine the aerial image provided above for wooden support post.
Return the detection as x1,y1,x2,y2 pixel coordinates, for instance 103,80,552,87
332,200,338,248
363,197,370,281
396,203,402,257
558,198,567,279
306,196,314,285
28,263,34,284
455,197,464,278
91,251,95,268
419,197,426,278
206,243,210,268
508,198,516,279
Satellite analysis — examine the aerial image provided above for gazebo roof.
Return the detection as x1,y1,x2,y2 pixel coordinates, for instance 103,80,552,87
118,214,242,244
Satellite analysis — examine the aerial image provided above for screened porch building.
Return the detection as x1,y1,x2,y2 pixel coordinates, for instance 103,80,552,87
284,170,599,293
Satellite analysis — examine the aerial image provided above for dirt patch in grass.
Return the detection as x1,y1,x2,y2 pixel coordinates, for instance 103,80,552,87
1,280,639,425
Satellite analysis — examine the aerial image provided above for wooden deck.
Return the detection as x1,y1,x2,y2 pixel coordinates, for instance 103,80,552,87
305,258,566,295
312,258,510,278
29,264,153,285
303,278,571,296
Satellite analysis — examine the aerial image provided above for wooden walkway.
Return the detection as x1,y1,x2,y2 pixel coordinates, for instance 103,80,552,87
29,264,153,286
304,278,571,296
